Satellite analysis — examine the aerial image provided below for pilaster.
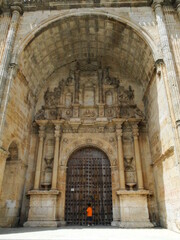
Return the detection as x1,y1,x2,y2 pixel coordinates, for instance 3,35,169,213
0,2,23,109
0,148,9,195
113,119,126,190
51,120,64,190
34,120,47,190
132,122,144,190
152,0,180,139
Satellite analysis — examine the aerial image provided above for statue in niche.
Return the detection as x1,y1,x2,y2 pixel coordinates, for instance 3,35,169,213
41,157,53,190
65,92,72,107
56,108,62,120
44,87,55,106
35,106,46,120
127,85,134,101
104,67,120,87
104,67,112,84
124,157,134,171
105,90,113,105
54,84,62,105
66,70,74,86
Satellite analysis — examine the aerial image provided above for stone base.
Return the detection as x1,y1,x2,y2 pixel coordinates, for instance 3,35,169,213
24,190,60,227
111,221,120,227
24,220,58,227
117,189,154,228
118,221,154,228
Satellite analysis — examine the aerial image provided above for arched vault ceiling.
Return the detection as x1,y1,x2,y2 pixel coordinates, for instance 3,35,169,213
20,14,155,96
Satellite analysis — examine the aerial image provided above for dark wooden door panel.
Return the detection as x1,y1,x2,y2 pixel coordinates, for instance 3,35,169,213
65,147,112,225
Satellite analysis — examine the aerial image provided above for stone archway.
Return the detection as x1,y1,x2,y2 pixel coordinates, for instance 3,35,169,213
65,147,113,225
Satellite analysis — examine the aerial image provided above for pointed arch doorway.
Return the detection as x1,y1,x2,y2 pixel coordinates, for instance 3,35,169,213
65,147,113,225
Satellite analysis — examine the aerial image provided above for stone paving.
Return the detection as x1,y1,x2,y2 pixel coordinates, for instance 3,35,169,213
0,227,179,240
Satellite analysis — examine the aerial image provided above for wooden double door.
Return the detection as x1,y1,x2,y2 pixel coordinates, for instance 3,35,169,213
65,147,113,225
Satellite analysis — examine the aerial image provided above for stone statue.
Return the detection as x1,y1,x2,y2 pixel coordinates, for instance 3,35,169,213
44,87,55,106
35,106,46,120
127,85,134,101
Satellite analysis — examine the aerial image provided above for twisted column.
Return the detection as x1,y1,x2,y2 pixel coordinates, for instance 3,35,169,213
51,121,63,190
132,123,144,190
0,3,23,107
34,120,47,190
152,0,180,138
115,120,125,189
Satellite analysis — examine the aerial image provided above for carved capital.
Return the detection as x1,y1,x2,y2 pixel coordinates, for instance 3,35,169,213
36,120,48,139
152,0,164,10
116,129,123,138
10,1,23,15
132,122,140,137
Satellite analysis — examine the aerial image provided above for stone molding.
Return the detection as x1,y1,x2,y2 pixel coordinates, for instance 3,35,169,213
1,1,165,12
116,189,150,195
61,137,116,167
27,190,60,195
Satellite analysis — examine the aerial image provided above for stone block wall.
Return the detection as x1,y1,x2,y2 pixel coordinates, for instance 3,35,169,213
0,2,180,232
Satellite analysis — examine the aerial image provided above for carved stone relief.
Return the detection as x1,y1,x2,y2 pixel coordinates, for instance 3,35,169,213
34,61,144,122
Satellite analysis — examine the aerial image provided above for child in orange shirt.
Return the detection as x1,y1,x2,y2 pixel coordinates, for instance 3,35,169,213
86,203,92,226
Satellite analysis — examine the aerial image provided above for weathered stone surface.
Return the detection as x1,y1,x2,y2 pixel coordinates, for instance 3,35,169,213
0,1,180,233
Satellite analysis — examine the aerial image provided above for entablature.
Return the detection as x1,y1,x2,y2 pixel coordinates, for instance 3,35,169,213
0,0,174,13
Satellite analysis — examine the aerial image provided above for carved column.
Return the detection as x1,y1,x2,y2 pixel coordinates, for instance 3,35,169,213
152,0,180,138
115,120,125,189
132,123,144,190
73,63,80,118
0,148,9,194
98,66,103,104
74,68,80,104
34,120,47,190
51,120,63,190
0,2,23,107
97,65,105,118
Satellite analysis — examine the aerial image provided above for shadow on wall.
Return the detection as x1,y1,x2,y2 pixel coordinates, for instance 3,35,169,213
0,141,26,227
144,67,175,230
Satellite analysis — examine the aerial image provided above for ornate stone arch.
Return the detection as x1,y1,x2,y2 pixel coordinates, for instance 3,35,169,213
60,136,117,167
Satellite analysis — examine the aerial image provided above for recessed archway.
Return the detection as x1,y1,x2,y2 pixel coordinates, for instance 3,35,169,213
65,147,113,225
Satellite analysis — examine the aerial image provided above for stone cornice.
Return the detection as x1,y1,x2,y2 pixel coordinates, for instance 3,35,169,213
0,0,173,13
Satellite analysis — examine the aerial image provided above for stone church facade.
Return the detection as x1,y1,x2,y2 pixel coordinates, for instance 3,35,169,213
0,0,180,232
